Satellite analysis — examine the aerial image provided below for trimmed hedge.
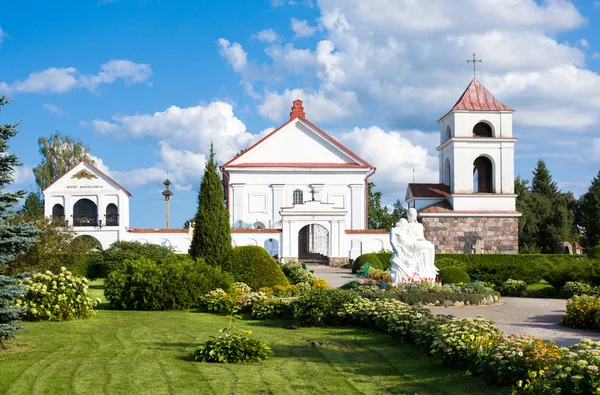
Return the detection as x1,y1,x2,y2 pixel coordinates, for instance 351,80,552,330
351,252,393,273
221,246,288,290
438,266,470,284
105,256,232,310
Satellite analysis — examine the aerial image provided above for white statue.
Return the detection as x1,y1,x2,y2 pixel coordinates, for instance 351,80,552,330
389,208,438,284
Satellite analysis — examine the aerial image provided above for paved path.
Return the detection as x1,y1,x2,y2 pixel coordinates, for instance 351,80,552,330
306,264,600,347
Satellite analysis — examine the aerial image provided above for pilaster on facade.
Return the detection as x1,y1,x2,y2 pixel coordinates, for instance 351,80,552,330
270,184,285,229
230,183,245,228
349,184,364,230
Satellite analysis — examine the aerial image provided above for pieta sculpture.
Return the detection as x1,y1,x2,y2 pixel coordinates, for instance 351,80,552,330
389,208,438,284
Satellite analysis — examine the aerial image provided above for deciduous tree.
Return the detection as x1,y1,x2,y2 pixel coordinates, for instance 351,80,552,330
32,133,95,192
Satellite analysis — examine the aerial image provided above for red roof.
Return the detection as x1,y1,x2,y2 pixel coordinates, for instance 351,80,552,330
43,160,132,197
128,228,187,233
451,78,513,112
345,229,388,234
231,228,282,233
226,162,370,168
221,100,374,170
407,183,450,199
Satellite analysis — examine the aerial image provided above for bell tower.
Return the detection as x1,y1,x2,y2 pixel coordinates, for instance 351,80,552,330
436,78,517,212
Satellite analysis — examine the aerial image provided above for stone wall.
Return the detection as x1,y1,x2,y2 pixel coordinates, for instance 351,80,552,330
421,216,519,254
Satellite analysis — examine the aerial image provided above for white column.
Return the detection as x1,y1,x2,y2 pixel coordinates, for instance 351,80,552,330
231,183,245,228
271,184,284,227
349,184,364,230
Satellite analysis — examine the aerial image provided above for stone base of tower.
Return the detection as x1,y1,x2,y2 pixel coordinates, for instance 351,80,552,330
421,216,519,254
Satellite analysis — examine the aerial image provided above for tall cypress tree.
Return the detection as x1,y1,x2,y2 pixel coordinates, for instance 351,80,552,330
581,170,600,247
189,143,231,265
0,96,40,349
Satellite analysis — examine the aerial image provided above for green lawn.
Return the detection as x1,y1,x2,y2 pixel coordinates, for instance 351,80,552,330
526,279,555,292
0,284,509,395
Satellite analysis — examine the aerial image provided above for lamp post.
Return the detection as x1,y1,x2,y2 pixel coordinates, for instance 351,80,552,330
162,178,174,228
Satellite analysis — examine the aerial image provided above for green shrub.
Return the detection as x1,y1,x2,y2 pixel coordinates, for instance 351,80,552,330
351,253,383,273
375,252,392,270
497,279,527,297
105,257,233,310
292,289,355,326
438,266,470,284
87,241,176,279
588,245,600,260
222,246,288,290
193,329,273,363
563,295,600,330
281,263,318,285
17,267,98,321
339,280,362,290
561,281,594,298
251,299,293,320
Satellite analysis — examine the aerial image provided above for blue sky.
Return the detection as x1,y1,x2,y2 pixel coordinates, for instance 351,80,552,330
2,0,600,228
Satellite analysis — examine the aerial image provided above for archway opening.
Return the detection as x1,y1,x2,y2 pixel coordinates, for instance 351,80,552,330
444,158,451,188
473,122,492,137
264,238,279,258
298,224,329,264
52,204,65,220
473,156,493,193
106,203,119,226
71,234,103,252
253,221,265,229
73,199,98,226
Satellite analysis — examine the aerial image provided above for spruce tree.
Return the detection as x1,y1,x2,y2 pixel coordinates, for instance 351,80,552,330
0,96,40,349
189,143,231,266
531,159,558,198
19,192,44,219
581,170,600,247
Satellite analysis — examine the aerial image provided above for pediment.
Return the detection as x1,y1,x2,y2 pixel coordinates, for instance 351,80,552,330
43,161,132,196
224,118,371,169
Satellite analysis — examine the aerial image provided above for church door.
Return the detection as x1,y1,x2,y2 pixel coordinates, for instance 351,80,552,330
298,224,329,264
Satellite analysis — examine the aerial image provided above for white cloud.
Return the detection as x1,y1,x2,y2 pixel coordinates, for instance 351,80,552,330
217,39,247,72
42,103,65,114
291,18,317,37
0,26,5,46
0,60,151,94
339,126,438,202
593,138,600,158
90,101,263,188
578,38,589,48
254,29,277,43
11,165,34,185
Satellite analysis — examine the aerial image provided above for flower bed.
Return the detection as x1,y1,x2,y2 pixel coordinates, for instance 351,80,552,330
200,287,599,393
563,295,600,330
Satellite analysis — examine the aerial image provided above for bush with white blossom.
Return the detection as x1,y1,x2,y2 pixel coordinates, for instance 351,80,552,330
16,267,98,321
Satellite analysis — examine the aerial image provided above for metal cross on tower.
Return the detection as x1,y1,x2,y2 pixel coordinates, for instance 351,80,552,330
467,53,482,78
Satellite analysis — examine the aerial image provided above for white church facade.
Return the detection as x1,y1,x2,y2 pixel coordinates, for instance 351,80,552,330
43,78,520,263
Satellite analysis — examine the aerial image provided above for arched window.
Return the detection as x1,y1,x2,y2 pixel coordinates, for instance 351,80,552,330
253,221,265,229
473,122,492,137
444,159,451,188
73,198,98,226
473,156,493,193
445,125,452,141
106,203,119,226
293,189,303,205
52,204,65,220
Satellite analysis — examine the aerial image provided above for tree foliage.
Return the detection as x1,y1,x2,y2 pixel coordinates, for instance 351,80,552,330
32,132,95,192
189,144,231,265
580,170,600,248
516,160,575,253
19,192,44,219
367,182,406,229
0,96,40,348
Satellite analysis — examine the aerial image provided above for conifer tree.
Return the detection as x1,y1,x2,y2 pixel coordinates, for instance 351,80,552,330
19,192,44,219
189,143,231,265
580,170,600,247
0,96,40,349
531,159,558,198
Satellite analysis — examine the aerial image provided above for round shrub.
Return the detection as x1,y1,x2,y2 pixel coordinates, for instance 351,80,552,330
86,241,176,279
17,267,98,321
561,281,594,298
351,253,383,273
375,251,393,270
438,266,471,285
497,279,527,297
193,330,273,363
221,246,288,290
281,263,318,285
105,257,233,310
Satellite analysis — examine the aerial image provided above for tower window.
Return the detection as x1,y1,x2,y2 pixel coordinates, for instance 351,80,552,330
106,203,119,226
444,159,451,188
473,122,493,137
293,189,304,205
52,204,65,220
445,125,451,141
473,156,493,193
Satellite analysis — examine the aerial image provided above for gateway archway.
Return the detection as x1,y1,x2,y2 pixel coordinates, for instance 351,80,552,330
298,224,329,264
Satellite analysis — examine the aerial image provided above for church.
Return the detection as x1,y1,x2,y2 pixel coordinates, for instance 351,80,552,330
43,77,519,263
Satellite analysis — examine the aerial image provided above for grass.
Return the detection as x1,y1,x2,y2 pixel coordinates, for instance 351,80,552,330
0,283,509,395
527,279,555,292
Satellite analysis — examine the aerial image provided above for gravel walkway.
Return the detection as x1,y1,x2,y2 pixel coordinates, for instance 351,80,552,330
306,263,600,347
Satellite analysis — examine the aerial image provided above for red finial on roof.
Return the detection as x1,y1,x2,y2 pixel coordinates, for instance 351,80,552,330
290,99,305,120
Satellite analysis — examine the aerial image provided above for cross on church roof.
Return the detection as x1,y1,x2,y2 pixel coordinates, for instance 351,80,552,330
467,53,482,78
